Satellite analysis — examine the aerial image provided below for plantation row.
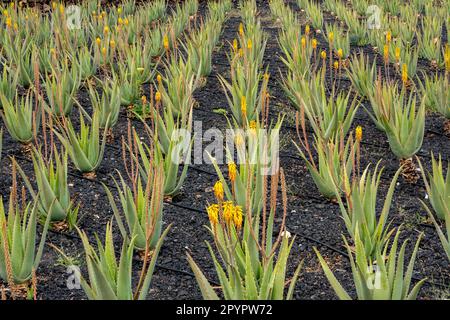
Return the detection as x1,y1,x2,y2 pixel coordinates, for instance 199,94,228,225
0,0,448,300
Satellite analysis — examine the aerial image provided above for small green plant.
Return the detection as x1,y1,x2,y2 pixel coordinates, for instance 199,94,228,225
78,221,171,300
0,91,39,145
88,79,121,129
421,203,450,262
417,154,449,221
0,174,51,286
346,52,376,98
0,65,19,103
156,55,198,120
315,228,426,300
332,162,402,259
294,113,358,199
104,165,164,252
113,60,143,107
54,112,107,175
218,61,269,127
381,91,425,160
74,46,99,81
126,123,191,197
16,148,79,229
418,73,450,119
286,74,359,140
44,62,81,117
303,0,323,30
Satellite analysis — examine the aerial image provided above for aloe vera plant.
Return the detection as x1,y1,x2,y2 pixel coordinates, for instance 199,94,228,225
346,52,376,98
16,149,79,228
54,112,107,174
0,187,51,285
382,92,425,160
44,62,81,117
126,121,191,196
315,228,426,300
417,154,449,221
104,165,164,251
78,222,171,300
218,61,269,127
0,92,40,145
88,79,121,129
0,65,19,103
287,74,359,140
188,169,303,300
294,115,357,199
420,202,450,262
418,73,450,119
332,163,402,259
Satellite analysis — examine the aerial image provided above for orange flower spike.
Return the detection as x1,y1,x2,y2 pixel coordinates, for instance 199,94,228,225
228,162,237,182
207,204,219,226
213,181,224,201
355,126,363,142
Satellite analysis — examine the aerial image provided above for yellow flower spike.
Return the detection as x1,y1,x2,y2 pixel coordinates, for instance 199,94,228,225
333,61,339,70
118,17,123,25
312,38,317,49
155,91,161,102
101,47,107,57
52,2,57,10
103,26,109,35
239,23,244,36
321,50,326,59
238,48,244,57
235,133,245,147
383,45,389,62
118,7,122,14
395,47,401,62
337,48,343,59
247,39,252,50
301,37,306,49
109,40,115,48
249,120,257,130
5,17,11,28
207,204,219,225
328,31,334,43
213,181,224,201
157,74,162,84
233,38,238,52
141,95,147,105
124,18,129,26
386,30,392,44
263,73,270,81
233,205,243,230
444,45,450,71
240,96,247,117
96,37,101,46
355,126,363,142
59,4,64,14
222,201,234,224
401,64,408,84
2,10,8,17
305,24,310,35
163,34,169,50
228,162,237,182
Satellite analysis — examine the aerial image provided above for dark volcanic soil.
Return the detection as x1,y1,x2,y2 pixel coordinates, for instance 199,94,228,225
0,0,448,300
